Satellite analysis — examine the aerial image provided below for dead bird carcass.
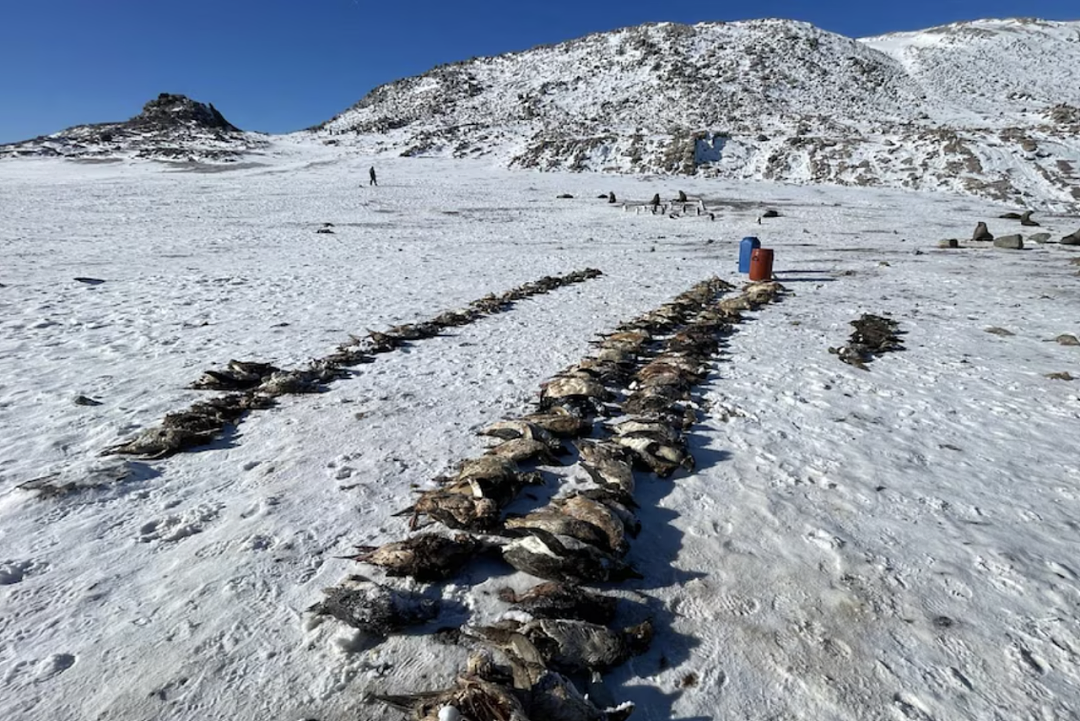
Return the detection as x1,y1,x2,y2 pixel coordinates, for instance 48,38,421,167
345,533,486,582
575,440,636,496
497,581,618,625
308,575,438,641
501,529,641,584
467,617,653,674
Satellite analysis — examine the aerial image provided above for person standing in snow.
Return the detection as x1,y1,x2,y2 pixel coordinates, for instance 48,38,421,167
369,166,378,186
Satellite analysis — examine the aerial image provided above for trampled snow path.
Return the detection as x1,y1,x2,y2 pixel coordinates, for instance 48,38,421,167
1,143,1079,720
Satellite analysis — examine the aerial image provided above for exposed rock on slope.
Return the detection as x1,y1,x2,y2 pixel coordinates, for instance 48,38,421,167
0,93,266,162
319,18,1080,208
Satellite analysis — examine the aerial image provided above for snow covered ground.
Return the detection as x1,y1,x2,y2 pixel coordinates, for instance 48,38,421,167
2,139,1079,720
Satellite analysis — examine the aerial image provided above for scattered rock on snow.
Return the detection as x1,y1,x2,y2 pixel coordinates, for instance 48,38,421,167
74,277,105,285
985,327,1015,336
1028,232,1052,243
74,395,102,406
993,234,1024,249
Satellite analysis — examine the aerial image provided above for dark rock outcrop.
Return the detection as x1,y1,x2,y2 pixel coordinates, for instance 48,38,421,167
0,93,261,162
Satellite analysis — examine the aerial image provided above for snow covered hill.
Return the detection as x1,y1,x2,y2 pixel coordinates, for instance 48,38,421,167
0,93,267,163
319,17,1080,209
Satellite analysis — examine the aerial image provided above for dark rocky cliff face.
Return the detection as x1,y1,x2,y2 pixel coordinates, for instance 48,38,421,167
131,93,241,133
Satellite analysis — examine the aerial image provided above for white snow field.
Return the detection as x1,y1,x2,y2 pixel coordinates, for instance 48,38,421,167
2,140,1079,721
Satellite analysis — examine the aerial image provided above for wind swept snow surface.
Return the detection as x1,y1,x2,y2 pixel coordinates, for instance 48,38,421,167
2,141,1080,720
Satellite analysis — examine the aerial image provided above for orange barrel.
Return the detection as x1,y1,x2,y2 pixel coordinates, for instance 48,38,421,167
749,248,774,281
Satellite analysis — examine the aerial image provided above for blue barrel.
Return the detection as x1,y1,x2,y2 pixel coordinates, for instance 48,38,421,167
739,237,761,273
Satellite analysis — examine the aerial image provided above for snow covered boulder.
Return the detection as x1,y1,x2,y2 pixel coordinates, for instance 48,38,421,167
993,234,1024,249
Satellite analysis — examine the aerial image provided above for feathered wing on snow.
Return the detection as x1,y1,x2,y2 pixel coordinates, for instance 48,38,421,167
317,17,1080,209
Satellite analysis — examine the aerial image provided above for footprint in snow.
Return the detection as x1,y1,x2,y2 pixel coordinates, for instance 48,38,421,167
0,559,48,585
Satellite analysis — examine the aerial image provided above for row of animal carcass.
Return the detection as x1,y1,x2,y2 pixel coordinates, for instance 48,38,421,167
102,268,604,461
314,278,786,720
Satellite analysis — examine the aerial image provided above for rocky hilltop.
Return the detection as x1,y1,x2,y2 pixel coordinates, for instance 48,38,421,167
0,93,265,162
319,17,1080,208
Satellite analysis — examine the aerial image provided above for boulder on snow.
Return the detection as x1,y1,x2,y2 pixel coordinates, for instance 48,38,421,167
938,239,960,249
993,234,1024,250
762,209,780,218
1028,232,1052,243
556,193,574,199
1061,229,1080,245
972,222,994,241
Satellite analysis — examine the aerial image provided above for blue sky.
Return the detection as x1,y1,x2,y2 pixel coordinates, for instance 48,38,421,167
1,0,1075,143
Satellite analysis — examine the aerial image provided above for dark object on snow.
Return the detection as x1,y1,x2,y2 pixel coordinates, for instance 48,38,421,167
762,209,780,218
190,360,281,391
498,581,618,625
608,191,616,203
103,393,273,459
345,533,484,582
74,395,102,407
676,190,687,203
74,277,105,285
1061,229,1080,245
557,193,574,199
829,314,904,370
309,575,438,638
1021,211,1040,227
316,227,334,234
467,617,653,675
372,674,528,721
972,222,994,241
501,528,641,584
650,193,660,207
993,234,1024,250
369,166,377,186
999,211,1024,219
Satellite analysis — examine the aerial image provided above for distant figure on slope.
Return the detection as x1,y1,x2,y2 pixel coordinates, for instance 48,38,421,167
369,166,378,186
